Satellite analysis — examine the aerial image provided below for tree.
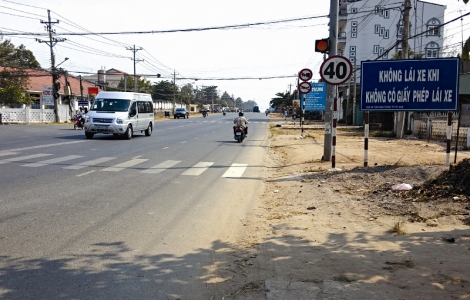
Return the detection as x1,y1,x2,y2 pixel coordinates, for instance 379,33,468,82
235,97,243,108
152,80,178,102
0,40,38,107
270,91,293,109
180,84,193,106
115,75,153,94
0,40,40,69
220,91,233,107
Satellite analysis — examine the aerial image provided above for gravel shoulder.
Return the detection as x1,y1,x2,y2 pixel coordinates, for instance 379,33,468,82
212,115,470,299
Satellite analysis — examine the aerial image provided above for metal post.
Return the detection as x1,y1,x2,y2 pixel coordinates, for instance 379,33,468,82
364,111,370,167
352,64,357,125
323,0,339,161
446,112,453,166
454,104,462,164
332,93,338,168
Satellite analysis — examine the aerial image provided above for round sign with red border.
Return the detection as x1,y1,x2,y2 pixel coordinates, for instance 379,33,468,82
298,68,313,82
298,82,312,94
319,55,353,85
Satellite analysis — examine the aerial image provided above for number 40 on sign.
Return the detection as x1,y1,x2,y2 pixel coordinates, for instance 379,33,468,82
320,55,353,85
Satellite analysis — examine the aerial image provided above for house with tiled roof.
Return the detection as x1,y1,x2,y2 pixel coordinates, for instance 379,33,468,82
82,68,127,88
0,67,100,123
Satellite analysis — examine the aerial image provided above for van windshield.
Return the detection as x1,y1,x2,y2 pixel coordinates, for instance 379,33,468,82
90,99,131,112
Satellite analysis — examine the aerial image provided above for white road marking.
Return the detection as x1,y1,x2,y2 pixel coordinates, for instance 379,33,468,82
222,163,248,178
181,141,186,143
2,141,85,153
0,151,18,157
22,155,83,167
76,170,95,177
141,160,181,174
0,153,52,165
162,147,169,150
101,158,148,172
181,162,214,176
63,157,115,170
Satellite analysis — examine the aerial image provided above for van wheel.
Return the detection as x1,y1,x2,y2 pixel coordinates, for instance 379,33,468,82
125,125,133,140
85,132,94,139
145,124,152,136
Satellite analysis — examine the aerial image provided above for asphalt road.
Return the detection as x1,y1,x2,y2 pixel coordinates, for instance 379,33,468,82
0,112,271,299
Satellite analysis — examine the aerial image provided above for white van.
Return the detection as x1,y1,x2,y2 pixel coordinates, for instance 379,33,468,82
84,92,154,140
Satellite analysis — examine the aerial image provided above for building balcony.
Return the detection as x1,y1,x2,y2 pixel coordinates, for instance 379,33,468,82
338,31,347,43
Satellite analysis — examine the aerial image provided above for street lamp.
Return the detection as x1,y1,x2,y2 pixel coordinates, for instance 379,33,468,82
56,57,69,68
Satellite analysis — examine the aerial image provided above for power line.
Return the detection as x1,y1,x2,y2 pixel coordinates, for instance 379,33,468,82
0,14,329,36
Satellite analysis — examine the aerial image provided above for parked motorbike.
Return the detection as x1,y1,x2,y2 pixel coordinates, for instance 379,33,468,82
74,115,84,130
234,126,246,143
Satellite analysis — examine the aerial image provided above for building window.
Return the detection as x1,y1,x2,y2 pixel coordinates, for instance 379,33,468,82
383,9,389,19
379,48,384,56
350,51,356,57
427,25,439,36
384,30,389,39
380,27,385,36
351,32,357,38
350,57,356,64
375,24,380,34
425,42,440,58
351,8,357,14
350,46,356,52
351,21,357,27
373,45,379,54
351,27,357,33
375,5,383,14
426,18,441,36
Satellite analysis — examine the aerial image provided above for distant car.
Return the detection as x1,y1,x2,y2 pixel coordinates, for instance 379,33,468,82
253,106,260,113
174,108,189,119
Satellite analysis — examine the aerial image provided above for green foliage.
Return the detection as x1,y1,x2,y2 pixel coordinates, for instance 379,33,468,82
0,85,33,107
180,84,193,105
152,80,178,101
462,37,470,60
270,91,294,109
117,75,154,94
0,39,40,69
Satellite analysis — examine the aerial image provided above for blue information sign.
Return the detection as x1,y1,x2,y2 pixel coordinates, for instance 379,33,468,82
305,82,327,110
361,58,460,111
78,101,88,106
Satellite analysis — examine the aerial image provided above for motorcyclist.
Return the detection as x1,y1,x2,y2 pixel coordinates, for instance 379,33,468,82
76,107,85,126
233,112,248,136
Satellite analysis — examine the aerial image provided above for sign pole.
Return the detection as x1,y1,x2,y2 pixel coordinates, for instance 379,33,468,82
454,105,461,164
332,89,338,169
364,111,369,167
446,112,453,166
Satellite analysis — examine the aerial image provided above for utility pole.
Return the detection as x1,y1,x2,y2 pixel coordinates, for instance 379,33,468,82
36,9,65,123
173,70,176,111
353,64,357,125
323,0,339,161
396,0,411,138
126,45,143,92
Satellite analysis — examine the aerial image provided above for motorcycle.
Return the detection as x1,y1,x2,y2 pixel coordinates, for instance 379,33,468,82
234,126,246,143
223,111,226,116
203,112,207,118
74,115,84,130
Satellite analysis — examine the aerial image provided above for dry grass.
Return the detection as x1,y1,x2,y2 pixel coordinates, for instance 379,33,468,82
388,220,406,234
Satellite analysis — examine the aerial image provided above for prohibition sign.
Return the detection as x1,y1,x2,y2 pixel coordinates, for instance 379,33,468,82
319,55,353,85
298,81,312,94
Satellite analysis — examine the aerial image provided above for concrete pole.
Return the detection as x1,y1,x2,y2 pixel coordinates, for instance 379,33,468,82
352,64,357,125
323,0,339,161
396,0,411,138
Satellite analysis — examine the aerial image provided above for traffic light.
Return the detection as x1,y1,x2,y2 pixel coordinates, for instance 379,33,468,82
315,38,330,53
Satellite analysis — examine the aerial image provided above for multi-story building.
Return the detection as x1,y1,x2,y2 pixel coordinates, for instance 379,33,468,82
337,0,446,126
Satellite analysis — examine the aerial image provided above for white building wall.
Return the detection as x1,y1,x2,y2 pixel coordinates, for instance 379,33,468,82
343,0,445,84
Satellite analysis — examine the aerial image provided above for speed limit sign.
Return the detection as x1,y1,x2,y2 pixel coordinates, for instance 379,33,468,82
319,55,353,85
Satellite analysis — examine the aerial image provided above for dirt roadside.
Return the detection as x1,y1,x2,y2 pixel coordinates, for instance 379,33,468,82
211,114,470,299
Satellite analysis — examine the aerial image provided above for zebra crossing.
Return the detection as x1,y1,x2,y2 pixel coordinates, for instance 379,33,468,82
0,152,250,178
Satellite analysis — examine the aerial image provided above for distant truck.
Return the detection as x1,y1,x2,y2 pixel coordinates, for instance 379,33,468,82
253,106,260,113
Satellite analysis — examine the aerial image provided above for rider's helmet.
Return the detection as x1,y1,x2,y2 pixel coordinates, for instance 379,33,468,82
239,112,244,116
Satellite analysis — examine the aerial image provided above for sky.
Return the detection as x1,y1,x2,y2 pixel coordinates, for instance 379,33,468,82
0,0,469,110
